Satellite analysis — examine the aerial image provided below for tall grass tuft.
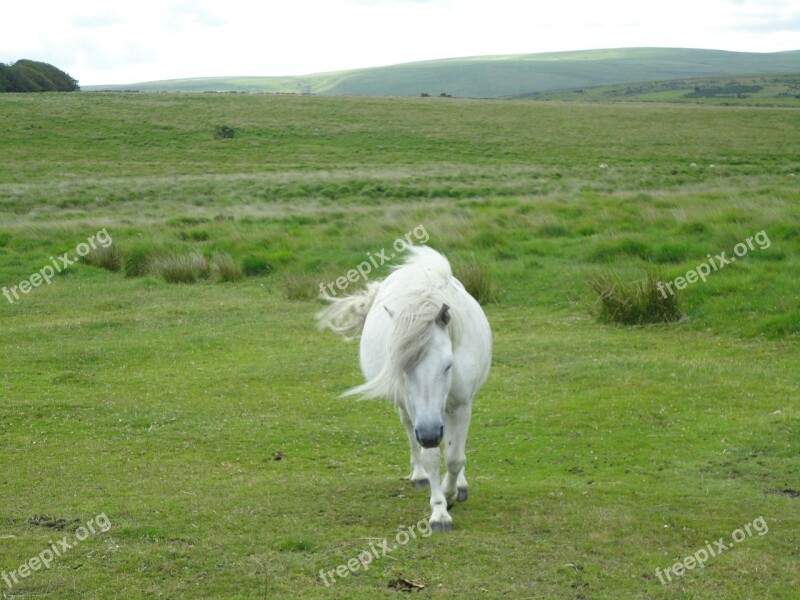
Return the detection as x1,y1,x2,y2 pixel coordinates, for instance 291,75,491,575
590,270,683,325
82,245,123,272
453,256,498,305
283,272,322,301
124,244,159,278
149,252,210,283
210,252,243,282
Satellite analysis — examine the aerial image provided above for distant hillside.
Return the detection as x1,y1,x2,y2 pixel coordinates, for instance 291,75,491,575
519,73,800,106
83,48,800,98
0,60,80,92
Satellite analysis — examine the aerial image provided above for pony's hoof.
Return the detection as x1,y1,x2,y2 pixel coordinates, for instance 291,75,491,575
457,488,468,502
430,520,453,532
411,478,430,488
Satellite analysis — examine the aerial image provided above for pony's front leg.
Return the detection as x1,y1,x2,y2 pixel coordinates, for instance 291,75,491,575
421,446,451,531
442,401,471,506
397,405,429,486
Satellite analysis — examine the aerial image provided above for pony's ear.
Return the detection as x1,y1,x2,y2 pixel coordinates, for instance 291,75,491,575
435,303,451,327
383,305,395,319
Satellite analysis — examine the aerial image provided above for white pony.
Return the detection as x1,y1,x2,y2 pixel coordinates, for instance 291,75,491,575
317,245,492,531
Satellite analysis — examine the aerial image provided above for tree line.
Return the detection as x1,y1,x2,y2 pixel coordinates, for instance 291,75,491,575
0,60,80,92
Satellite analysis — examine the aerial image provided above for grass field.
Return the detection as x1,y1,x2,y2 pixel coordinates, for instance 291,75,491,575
0,92,798,599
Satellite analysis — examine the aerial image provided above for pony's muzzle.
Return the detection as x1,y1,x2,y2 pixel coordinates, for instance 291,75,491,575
415,424,444,449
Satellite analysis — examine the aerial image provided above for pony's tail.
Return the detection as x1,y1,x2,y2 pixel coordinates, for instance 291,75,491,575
316,280,382,340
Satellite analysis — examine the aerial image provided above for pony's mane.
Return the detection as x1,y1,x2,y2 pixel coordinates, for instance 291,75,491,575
393,244,452,277
316,280,382,340
343,245,464,403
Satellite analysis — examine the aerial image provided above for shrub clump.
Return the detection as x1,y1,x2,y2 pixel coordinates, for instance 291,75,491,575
590,270,683,325
214,125,235,139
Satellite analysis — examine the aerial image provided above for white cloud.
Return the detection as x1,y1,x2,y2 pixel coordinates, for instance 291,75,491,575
1,0,796,85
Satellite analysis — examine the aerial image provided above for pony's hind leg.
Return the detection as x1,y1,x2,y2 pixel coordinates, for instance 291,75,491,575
397,405,428,487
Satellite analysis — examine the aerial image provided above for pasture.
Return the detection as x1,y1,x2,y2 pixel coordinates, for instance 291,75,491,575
0,93,798,599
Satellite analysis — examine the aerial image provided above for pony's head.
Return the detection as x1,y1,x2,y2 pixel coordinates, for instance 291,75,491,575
391,302,453,448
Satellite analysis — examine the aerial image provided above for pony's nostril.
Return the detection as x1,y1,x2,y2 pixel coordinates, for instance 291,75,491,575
415,425,443,449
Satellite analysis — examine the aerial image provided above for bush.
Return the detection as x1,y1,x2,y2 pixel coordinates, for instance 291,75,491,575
210,253,243,282
149,252,210,283
0,60,79,92
590,270,683,325
214,125,235,139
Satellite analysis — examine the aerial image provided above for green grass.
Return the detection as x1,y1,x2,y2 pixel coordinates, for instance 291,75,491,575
81,48,800,99
0,92,798,599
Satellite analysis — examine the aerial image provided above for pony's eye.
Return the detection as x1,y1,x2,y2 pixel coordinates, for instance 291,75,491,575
444,363,453,373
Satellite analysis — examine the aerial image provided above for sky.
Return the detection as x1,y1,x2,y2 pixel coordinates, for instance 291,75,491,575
3,0,799,86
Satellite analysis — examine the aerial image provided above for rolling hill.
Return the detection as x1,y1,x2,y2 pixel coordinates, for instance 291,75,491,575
518,73,800,106
83,47,800,98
